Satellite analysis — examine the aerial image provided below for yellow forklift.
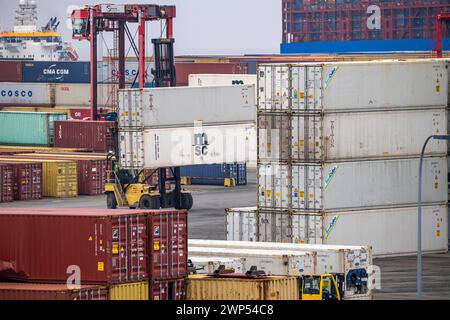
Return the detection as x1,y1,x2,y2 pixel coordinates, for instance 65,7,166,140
299,274,343,300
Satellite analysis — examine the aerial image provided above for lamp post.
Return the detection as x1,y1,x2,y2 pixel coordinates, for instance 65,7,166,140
418,134,450,300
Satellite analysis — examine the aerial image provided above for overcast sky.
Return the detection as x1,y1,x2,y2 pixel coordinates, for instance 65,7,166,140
1,0,282,60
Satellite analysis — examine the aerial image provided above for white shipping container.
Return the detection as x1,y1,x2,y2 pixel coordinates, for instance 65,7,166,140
0,82,52,105
119,123,257,169
189,239,373,299
258,60,448,112
188,247,317,276
118,85,256,128
259,109,448,162
323,205,448,257
188,74,257,87
55,84,115,108
188,256,246,274
97,60,155,84
225,207,258,242
259,157,448,211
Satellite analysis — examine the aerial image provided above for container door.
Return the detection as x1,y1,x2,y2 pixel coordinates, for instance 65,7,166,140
291,214,323,244
258,163,290,210
291,114,323,162
128,214,149,282
119,130,145,169
291,65,323,112
258,113,291,162
258,65,290,111
110,215,132,283
292,164,323,211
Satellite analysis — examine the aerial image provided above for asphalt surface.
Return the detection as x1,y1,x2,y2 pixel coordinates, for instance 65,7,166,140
1,168,449,300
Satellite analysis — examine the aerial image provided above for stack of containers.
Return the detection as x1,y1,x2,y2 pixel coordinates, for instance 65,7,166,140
0,162,43,200
0,208,188,300
237,59,449,257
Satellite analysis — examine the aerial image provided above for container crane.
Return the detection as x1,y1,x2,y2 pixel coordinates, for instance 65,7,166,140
436,13,450,58
71,4,193,210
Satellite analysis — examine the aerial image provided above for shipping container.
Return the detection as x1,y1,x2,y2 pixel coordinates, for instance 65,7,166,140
97,60,155,84
259,108,448,162
281,0,450,53
54,84,115,108
188,247,316,276
0,83,53,106
0,163,13,203
186,275,299,300
149,278,186,300
0,162,42,200
258,60,448,112
0,283,108,300
22,61,90,83
258,157,448,211
0,111,68,146
188,74,257,87
119,123,257,169
0,157,77,198
69,108,91,120
118,85,256,128
189,239,373,299
180,163,247,186
16,153,106,196
175,62,249,86
323,205,448,257
223,205,448,257
188,256,246,274
0,208,187,283
0,61,23,82
225,207,258,242
54,120,116,153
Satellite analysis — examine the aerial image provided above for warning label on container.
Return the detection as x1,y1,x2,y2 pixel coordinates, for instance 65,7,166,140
112,229,119,239
154,226,160,237
98,262,104,272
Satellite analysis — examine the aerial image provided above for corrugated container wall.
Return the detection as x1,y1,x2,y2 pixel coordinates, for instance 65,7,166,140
54,120,116,152
22,61,90,83
0,209,187,283
175,62,249,86
110,279,187,300
0,283,108,300
180,163,247,186
118,86,256,128
3,162,42,200
0,164,14,203
0,61,23,82
0,112,68,146
186,275,299,300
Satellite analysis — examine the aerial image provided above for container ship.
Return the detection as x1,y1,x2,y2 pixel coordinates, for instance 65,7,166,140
0,0,78,61
281,0,450,54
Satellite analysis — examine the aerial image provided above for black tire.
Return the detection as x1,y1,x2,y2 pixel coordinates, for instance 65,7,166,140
139,195,161,209
175,193,193,210
106,192,117,209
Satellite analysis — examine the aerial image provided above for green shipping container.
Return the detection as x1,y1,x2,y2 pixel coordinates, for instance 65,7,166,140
0,111,68,146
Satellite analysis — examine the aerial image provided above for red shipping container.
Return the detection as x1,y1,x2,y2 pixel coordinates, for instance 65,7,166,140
0,163,14,203
175,62,248,86
0,162,42,201
150,278,186,300
0,61,22,82
54,120,116,152
0,209,188,284
69,108,91,120
13,154,107,196
0,283,108,300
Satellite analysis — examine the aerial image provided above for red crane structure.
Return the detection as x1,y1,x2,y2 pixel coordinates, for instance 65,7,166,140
71,4,176,119
436,13,450,58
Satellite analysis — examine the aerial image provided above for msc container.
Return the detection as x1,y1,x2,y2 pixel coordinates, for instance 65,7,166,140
188,256,246,274
0,111,67,146
22,61,90,83
0,83,53,106
0,61,23,82
117,85,255,128
0,163,13,203
17,154,106,196
258,109,448,162
0,208,187,283
175,62,249,86
54,120,116,152
0,162,43,200
0,157,77,198
0,283,108,300
0,111,68,146
323,205,448,257
258,157,448,211
180,163,247,186
119,123,257,169
188,247,316,276
186,275,299,300
258,60,448,112
189,74,257,87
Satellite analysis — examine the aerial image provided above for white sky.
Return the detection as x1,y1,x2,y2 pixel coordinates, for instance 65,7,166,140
1,0,282,60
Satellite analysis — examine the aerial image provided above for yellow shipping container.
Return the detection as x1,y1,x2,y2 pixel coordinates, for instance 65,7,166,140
109,282,149,300
0,158,78,198
186,275,299,300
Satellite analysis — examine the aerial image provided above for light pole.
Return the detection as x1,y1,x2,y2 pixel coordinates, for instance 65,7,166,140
418,134,450,300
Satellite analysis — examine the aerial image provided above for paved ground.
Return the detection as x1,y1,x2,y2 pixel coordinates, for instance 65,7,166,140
1,168,449,300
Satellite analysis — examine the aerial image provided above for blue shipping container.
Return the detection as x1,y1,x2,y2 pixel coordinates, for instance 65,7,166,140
22,61,90,83
180,163,247,186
